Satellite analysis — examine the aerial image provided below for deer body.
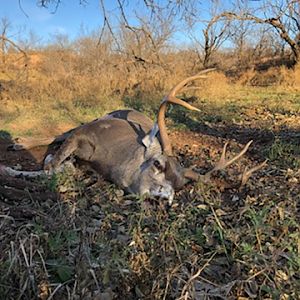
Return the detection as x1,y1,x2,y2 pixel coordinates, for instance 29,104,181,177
45,110,177,202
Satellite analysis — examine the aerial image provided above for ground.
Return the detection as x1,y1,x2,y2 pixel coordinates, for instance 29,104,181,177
1,112,299,299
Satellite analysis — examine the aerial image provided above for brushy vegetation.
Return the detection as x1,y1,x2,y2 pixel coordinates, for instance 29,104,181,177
0,49,300,299
1,50,300,137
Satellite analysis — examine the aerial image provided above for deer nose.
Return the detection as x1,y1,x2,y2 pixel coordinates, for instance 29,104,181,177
167,192,174,206
153,185,174,205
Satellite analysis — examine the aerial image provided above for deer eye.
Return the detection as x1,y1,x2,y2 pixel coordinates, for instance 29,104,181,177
153,160,164,172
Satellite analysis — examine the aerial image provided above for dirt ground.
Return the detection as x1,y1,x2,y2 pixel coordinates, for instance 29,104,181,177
0,127,299,299
0,139,48,170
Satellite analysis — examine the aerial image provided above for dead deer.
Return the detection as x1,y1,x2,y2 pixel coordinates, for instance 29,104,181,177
0,69,266,204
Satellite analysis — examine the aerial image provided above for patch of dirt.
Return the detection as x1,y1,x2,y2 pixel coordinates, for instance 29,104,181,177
0,141,45,170
0,137,60,170
0,136,59,203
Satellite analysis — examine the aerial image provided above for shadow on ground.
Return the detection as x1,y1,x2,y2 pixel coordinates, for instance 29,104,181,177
0,130,58,205
168,107,300,161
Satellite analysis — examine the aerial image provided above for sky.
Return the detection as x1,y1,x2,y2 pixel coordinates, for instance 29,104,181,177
0,1,215,42
0,0,111,42
0,0,242,46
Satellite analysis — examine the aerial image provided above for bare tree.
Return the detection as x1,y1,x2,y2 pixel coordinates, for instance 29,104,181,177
189,1,232,68
33,0,198,46
228,20,281,67
36,0,87,13
0,17,27,67
221,0,300,64
35,0,200,19
229,18,253,64
202,14,231,67
118,13,175,68
1,17,12,64
18,30,43,51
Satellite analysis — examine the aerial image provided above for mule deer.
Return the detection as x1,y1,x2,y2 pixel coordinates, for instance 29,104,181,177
1,69,266,203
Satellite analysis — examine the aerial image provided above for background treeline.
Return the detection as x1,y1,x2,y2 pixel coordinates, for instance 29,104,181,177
1,0,300,108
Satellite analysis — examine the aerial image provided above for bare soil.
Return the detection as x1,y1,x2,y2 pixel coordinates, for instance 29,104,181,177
0,138,57,202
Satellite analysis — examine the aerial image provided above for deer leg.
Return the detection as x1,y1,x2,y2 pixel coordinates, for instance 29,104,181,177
44,133,79,172
8,130,73,151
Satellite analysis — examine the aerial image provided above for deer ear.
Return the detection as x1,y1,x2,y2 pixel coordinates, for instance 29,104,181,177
142,123,159,149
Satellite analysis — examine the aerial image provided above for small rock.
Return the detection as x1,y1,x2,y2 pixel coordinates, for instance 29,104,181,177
232,195,239,202
288,177,298,184
91,205,101,213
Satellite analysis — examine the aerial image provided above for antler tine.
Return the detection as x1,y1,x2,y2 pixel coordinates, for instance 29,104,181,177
183,140,254,182
164,95,201,112
201,140,252,181
169,68,216,99
157,101,172,155
183,140,267,186
158,68,215,156
240,160,268,187
209,140,253,174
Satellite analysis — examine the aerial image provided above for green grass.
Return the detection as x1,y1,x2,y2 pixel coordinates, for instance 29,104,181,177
1,83,300,139
265,139,300,169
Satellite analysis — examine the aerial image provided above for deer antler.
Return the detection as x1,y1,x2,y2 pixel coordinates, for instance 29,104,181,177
157,69,215,156
183,141,266,185
204,140,253,181
240,160,268,187
155,70,266,187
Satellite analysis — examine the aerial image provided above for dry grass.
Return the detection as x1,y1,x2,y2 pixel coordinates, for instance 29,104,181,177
1,136,299,299
2,59,300,139
237,64,300,91
194,71,231,100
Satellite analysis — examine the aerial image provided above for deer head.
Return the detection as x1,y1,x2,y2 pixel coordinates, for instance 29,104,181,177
143,69,266,202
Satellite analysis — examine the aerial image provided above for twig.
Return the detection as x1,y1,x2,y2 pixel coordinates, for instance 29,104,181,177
210,205,224,231
180,251,217,298
246,267,268,281
47,279,74,300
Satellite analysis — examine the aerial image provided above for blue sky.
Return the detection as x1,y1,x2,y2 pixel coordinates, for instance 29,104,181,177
0,1,239,46
1,0,109,41
0,1,211,40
